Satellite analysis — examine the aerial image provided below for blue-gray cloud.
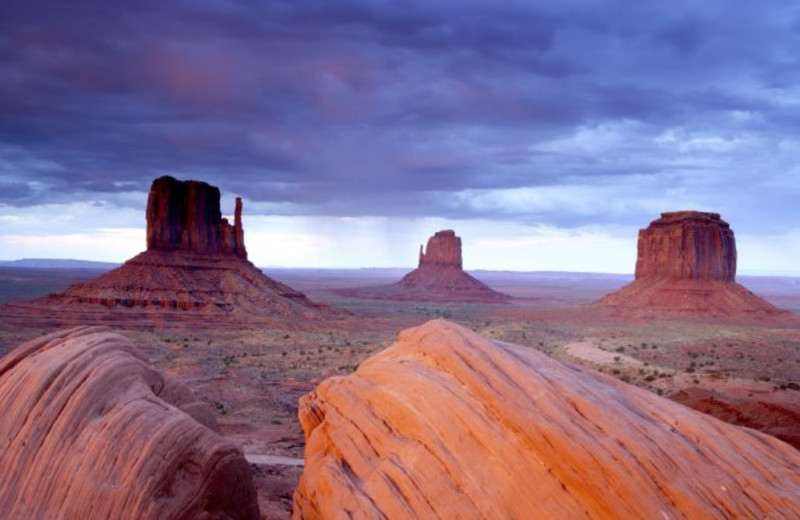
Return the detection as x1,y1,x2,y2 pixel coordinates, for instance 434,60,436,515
1,0,799,233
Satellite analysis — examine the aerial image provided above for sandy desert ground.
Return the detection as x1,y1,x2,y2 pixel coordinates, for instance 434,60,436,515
1,266,798,519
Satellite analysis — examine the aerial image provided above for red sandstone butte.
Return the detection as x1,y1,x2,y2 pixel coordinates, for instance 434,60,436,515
293,319,800,519
0,326,259,519
2,176,343,328
147,175,247,258
599,211,786,318
339,230,508,303
417,229,463,268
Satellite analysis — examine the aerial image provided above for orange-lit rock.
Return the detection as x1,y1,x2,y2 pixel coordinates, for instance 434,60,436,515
293,319,800,519
0,326,259,519
599,211,785,318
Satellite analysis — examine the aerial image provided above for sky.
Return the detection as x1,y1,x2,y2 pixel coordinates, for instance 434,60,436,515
1,0,799,274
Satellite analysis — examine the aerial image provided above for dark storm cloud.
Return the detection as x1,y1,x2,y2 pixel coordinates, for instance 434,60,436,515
1,0,799,230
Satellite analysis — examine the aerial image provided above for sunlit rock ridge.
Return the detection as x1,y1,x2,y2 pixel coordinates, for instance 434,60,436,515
294,319,800,519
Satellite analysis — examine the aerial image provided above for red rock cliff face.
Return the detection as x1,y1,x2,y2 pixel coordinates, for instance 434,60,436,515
634,211,736,281
419,229,462,269
146,175,247,258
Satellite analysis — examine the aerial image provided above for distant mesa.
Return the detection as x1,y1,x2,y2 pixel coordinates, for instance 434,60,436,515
0,326,259,519
294,319,800,518
598,211,787,318
338,229,509,303
1,175,343,327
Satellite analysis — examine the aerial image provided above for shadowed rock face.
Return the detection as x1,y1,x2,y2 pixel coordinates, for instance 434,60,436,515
599,211,785,318
293,320,800,519
635,211,735,281
0,326,259,519
147,175,247,258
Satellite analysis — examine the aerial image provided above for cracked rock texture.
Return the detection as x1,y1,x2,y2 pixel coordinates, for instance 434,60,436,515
0,326,259,519
293,319,800,520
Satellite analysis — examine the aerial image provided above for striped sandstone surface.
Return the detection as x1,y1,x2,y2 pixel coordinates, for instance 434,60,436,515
294,320,800,519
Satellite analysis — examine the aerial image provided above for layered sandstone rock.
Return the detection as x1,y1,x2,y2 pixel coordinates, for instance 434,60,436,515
3,176,342,327
634,211,735,281
338,230,508,303
0,326,259,519
418,229,462,268
599,211,785,318
293,320,800,519
147,175,247,258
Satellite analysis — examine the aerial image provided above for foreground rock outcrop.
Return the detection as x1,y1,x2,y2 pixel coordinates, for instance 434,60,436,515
1,176,343,328
0,326,259,519
599,211,785,318
294,320,800,519
338,230,508,303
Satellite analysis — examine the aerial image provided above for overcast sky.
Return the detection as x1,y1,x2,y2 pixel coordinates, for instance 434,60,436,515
1,0,799,273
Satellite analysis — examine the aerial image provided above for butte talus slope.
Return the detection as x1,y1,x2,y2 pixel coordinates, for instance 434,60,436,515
293,319,800,520
340,229,509,303
2,176,342,327
599,211,786,318
0,326,259,519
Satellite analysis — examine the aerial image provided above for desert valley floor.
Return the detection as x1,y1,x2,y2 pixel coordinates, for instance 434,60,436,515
1,266,799,518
